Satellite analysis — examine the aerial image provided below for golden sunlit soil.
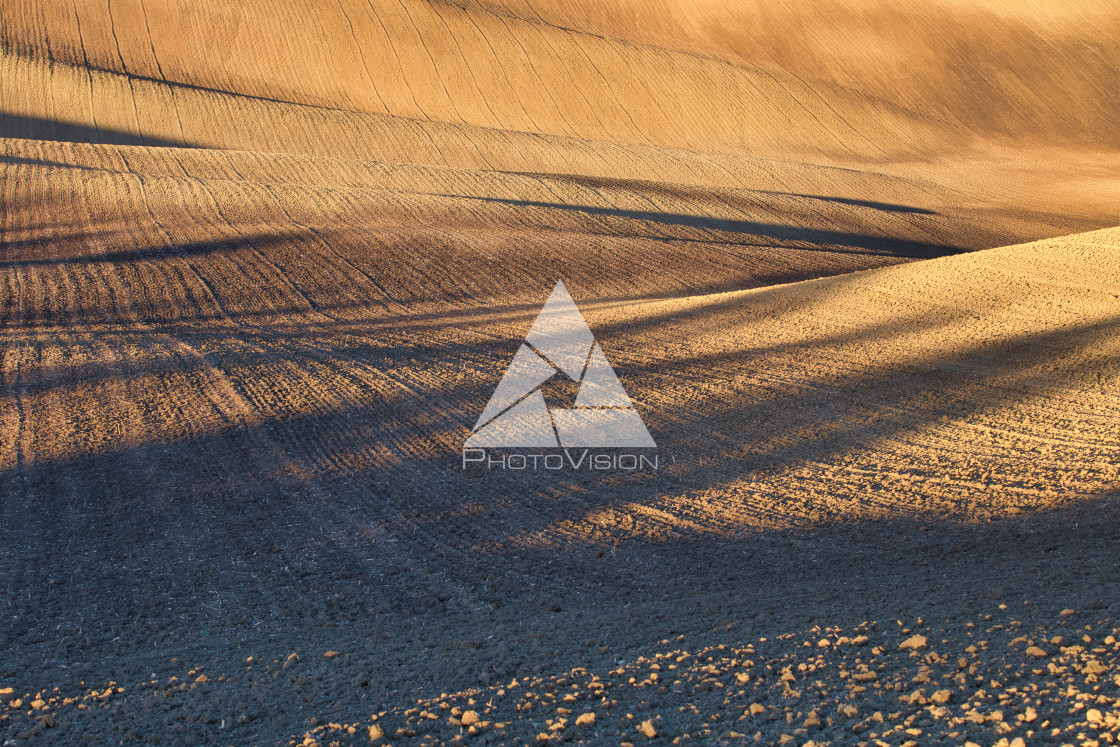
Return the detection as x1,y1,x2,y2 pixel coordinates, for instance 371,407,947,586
1,0,1118,744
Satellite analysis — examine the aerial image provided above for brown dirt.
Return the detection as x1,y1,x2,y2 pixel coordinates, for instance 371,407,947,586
2,1,1119,745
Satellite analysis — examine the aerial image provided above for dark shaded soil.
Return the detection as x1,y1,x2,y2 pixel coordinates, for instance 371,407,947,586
2,490,1118,745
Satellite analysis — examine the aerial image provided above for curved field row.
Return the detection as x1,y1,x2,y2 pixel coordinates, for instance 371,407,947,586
1,1,1119,743
0,0,950,160
4,138,1044,333
0,224,1116,742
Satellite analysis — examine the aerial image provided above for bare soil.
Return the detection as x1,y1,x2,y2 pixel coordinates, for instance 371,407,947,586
2,1,1119,744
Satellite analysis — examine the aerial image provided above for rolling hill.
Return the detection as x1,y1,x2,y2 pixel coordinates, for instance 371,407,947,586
1,0,1118,744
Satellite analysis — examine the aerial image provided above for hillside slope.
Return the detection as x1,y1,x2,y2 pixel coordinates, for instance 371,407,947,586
2,1,1119,743
0,220,1116,742
3,0,1119,238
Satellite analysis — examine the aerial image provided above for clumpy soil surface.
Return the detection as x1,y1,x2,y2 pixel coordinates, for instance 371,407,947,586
2,504,1119,746
2,222,1119,745
4,0,1120,741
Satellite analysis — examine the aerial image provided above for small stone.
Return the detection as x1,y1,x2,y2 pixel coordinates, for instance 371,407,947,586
749,703,766,716
1024,646,1048,658
1086,708,1103,724
902,689,927,706
367,723,384,741
460,710,480,726
931,690,952,705
1060,609,1075,617
1083,659,1107,676
638,719,657,739
575,712,595,726
1023,706,1037,723
283,653,300,670
899,635,927,651
323,651,339,659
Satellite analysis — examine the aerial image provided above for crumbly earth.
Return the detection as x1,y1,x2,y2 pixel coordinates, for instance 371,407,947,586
289,605,1120,747
3,1,1120,745
2,209,1118,747
4,592,1120,746
1,228,1118,746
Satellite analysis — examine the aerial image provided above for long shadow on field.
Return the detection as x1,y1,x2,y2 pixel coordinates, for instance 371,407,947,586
2,300,1115,580
0,231,297,268
0,219,926,328
431,308,1120,544
515,171,942,216
757,191,939,214
0,299,1117,735
0,112,190,148
0,154,109,172
447,195,959,258
0,268,870,401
